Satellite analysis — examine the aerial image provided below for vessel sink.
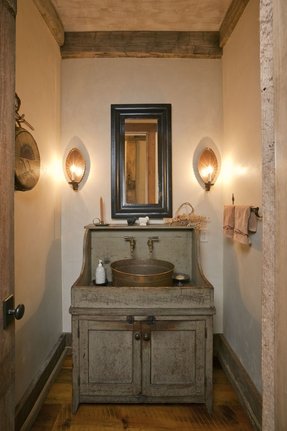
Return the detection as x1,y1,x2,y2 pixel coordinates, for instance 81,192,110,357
111,258,174,287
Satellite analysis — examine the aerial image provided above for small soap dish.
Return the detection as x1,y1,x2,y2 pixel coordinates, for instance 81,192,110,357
172,273,190,286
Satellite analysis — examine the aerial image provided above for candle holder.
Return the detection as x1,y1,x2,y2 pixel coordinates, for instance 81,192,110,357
93,218,109,226
92,197,109,226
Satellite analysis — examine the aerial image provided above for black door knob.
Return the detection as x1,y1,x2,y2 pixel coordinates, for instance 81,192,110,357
8,304,25,320
3,295,25,329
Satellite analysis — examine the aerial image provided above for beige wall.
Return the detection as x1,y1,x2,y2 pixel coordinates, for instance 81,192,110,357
222,0,262,391
15,0,62,404
61,58,224,333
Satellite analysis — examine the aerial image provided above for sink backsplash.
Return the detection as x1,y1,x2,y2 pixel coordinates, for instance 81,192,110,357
74,224,212,289
89,226,194,284
79,225,200,283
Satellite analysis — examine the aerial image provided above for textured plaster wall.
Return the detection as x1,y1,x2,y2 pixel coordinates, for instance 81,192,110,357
15,0,62,404
222,0,262,392
260,0,275,427
272,0,287,424
61,58,224,333
261,0,287,428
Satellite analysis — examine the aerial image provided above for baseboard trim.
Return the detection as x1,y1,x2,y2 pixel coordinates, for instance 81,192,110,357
65,331,72,347
214,334,262,430
15,333,69,431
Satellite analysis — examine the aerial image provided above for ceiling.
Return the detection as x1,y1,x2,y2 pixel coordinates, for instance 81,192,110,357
50,0,233,32
34,0,248,58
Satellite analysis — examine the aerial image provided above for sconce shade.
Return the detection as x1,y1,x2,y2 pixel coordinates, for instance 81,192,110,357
65,148,86,190
198,147,218,191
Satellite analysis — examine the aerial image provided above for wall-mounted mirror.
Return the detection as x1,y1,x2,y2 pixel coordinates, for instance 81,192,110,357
111,104,172,218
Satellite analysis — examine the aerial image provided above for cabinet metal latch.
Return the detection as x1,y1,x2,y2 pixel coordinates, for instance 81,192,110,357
126,315,135,324
146,315,156,325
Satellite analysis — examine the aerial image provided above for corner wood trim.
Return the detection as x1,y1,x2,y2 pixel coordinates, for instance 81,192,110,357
15,333,69,431
214,334,262,431
33,0,64,46
3,0,17,16
219,0,250,48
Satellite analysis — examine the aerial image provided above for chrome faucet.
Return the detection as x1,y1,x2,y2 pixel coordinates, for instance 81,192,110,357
124,236,136,257
147,236,159,257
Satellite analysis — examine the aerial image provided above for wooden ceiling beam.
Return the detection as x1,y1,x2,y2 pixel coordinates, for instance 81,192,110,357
61,31,222,59
219,0,250,47
33,0,65,46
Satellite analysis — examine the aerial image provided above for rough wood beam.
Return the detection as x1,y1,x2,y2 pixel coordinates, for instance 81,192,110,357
33,0,64,46
61,31,222,59
220,0,250,48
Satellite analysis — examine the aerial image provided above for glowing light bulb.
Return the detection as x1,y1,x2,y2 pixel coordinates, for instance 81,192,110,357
69,164,77,181
201,165,214,182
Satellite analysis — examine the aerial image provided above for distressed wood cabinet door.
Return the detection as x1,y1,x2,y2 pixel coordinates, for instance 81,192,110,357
142,320,205,398
79,319,141,396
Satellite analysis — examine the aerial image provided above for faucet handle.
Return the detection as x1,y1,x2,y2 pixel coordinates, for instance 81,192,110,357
124,236,136,258
124,236,135,241
147,236,159,257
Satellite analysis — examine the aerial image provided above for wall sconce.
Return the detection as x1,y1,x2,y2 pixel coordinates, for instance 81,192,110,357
197,147,218,191
65,148,86,190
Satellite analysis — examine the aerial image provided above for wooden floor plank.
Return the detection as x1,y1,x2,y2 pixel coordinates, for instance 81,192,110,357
31,355,255,430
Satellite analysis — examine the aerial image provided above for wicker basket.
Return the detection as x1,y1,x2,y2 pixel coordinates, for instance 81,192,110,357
164,202,207,229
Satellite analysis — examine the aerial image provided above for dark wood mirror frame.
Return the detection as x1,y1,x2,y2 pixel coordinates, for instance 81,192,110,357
111,104,172,219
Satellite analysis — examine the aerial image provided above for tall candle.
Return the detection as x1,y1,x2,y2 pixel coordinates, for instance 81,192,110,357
100,197,104,222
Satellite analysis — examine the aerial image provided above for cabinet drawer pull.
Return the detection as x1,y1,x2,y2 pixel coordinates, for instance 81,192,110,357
134,332,141,340
143,333,150,341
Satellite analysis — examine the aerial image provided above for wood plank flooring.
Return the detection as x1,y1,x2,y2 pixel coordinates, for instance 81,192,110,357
30,354,255,430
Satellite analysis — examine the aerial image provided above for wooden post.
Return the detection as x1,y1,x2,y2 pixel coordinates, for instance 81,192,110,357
0,0,17,430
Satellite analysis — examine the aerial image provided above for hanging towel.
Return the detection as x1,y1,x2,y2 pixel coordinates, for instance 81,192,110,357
223,205,235,238
234,206,251,245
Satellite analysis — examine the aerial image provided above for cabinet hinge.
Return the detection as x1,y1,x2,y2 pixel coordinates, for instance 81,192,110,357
77,325,80,338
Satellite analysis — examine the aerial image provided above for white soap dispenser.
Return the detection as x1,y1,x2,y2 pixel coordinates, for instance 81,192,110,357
95,259,106,285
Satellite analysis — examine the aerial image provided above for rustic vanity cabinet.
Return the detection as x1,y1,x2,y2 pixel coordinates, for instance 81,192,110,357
78,316,207,399
70,225,215,413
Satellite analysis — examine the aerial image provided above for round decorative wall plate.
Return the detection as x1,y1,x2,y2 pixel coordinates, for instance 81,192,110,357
15,127,40,191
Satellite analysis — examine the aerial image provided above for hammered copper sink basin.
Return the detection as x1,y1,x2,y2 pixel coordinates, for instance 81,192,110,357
111,258,174,287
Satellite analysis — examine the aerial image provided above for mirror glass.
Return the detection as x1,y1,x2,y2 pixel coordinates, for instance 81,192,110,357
111,104,172,218
124,118,158,205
